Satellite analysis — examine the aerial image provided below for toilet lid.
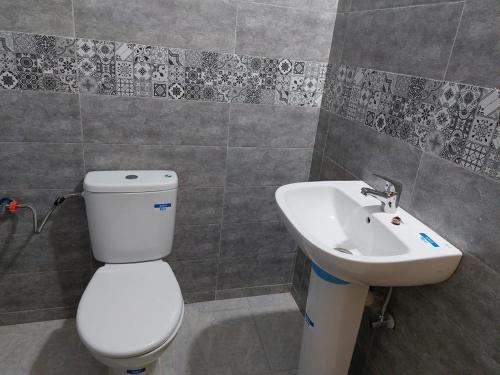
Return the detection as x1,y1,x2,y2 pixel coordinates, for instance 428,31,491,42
76,260,184,359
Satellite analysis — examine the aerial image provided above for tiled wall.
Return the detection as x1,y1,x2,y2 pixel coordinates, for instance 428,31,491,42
0,0,337,325
292,0,500,373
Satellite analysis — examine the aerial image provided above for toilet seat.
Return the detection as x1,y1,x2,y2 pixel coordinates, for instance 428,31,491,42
76,260,184,359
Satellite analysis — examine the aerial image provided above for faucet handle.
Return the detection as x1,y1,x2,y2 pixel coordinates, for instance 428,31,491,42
373,174,403,202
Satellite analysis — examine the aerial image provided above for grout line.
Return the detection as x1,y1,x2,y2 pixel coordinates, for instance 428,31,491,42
214,101,233,292
233,4,239,55
407,152,425,212
443,1,466,81
239,0,338,12
345,0,465,14
70,0,76,38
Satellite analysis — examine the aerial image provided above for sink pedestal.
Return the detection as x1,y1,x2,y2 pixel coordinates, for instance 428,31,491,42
298,263,368,375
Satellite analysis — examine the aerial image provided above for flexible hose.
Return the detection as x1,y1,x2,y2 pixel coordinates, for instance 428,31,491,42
16,192,82,234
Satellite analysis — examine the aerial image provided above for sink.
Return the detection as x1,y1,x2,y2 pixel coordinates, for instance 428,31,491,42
275,180,462,286
275,181,462,375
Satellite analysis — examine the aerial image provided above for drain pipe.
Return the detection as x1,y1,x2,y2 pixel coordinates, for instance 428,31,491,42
371,287,395,329
1,192,83,234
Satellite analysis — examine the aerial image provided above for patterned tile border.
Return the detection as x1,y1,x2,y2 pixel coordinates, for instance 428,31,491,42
0,31,326,108
322,64,500,182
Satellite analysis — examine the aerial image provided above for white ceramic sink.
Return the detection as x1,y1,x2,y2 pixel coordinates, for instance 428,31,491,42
276,181,462,287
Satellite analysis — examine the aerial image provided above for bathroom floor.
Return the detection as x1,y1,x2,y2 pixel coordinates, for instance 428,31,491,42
0,293,302,375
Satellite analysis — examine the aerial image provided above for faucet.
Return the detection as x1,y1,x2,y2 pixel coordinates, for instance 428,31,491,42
360,174,402,214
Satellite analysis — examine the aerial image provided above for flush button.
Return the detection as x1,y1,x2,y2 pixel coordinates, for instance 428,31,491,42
126,174,138,179
165,174,172,178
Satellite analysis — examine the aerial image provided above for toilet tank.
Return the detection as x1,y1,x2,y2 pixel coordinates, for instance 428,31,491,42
83,170,178,263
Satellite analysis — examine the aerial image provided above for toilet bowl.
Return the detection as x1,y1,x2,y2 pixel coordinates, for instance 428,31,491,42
77,170,183,375
77,261,183,375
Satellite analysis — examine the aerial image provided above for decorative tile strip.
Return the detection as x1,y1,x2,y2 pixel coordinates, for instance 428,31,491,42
0,31,327,108
322,64,500,182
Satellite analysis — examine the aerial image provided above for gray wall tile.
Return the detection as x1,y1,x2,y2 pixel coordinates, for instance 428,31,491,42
341,3,463,79
170,258,218,293
238,0,338,11
0,0,74,36
320,156,357,180
328,11,348,66
445,0,500,89
215,284,291,300
0,143,84,189
217,252,295,290
0,228,90,275
168,224,221,261
350,0,454,11
410,153,500,273
83,144,226,187
236,3,335,61
308,150,323,181
177,187,224,225
220,221,295,258
0,306,76,326
226,147,312,186
229,104,319,148
0,91,81,143
73,0,237,52
223,186,281,223
324,114,421,207
82,96,229,146
0,269,89,313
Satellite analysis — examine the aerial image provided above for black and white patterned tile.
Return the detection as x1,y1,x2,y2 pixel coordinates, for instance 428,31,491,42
322,64,500,182
0,30,327,108
0,31,77,92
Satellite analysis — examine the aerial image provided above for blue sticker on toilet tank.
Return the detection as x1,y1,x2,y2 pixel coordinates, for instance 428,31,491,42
126,369,145,374
419,233,439,248
154,203,171,211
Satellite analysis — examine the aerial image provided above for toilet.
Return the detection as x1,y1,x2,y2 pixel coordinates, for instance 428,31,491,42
76,170,184,375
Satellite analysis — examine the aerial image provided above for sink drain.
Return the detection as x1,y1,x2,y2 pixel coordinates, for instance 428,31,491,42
333,247,353,255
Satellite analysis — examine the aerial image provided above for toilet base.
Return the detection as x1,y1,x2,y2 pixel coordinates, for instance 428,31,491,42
109,358,163,375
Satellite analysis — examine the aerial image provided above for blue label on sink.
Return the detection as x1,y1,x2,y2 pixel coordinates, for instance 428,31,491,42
419,233,439,248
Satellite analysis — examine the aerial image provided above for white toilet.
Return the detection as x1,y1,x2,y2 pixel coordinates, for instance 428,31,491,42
76,170,184,375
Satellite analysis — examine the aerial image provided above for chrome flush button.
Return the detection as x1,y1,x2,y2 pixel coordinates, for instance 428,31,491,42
125,174,138,179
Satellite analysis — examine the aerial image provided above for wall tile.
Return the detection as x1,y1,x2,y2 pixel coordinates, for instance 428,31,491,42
308,150,323,181
341,3,463,79
0,143,84,189
0,91,81,143
73,0,237,52
226,147,312,186
223,186,281,223
176,187,224,225
0,227,90,275
350,0,454,11
445,0,500,89
320,156,358,180
83,144,226,187
324,114,421,207
416,252,500,361
220,221,295,258
217,252,295,290
328,12,348,66
82,95,229,146
168,224,221,261
410,153,500,273
0,269,90,313
0,306,76,326
170,258,218,293
215,284,291,300
239,0,338,11
236,3,335,61
0,0,74,36
229,104,319,148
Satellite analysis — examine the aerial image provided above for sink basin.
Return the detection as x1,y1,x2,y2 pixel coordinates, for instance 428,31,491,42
275,181,462,287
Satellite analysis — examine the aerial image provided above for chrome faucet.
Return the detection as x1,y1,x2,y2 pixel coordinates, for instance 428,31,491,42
360,174,402,214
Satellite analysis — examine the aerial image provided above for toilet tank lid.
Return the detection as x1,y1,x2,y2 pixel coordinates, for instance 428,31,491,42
84,170,178,193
